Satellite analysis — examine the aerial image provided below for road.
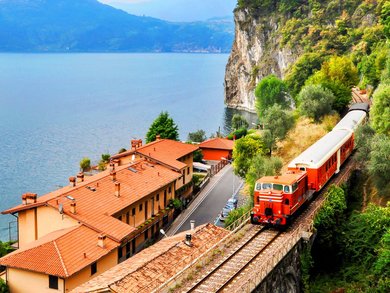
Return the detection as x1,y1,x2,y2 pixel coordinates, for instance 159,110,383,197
171,164,243,234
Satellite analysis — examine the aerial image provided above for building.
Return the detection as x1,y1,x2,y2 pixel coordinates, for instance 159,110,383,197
199,137,234,161
111,138,198,201
0,159,181,292
72,224,229,293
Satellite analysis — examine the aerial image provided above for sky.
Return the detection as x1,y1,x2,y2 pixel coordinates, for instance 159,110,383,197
99,0,237,22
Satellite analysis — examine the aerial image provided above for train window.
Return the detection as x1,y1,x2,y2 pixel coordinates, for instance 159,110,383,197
255,183,262,190
292,182,298,192
284,185,291,193
262,183,272,189
273,184,283,191
299,167,306,171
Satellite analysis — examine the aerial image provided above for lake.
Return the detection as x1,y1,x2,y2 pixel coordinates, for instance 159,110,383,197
0,53,256,240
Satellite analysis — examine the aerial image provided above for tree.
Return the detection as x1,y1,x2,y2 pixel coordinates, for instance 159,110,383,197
368,134,390,191
193,149,204,162
187,129,206,142
146,111,179,143
285,52,325,99
79,157,91,172
255,74,290,118
232,135,265,178
263,104,294,155
354,124,376,165
246,155,283,199
118,148,127,154
371,84,390,135
231,114,249,130
298,84,335,122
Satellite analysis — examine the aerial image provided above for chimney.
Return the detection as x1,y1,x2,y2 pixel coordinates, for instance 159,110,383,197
112,159,120,167
69,176,76,187
70,202,76,214
77,172,84,183
131,139,142,150
115,181,120,197
97,234,106,248
22,193,27,205
25,193,37,204
110,171,116,181
185,233,193,247
109,162,115,173
190,220,195,231
156,134,161,140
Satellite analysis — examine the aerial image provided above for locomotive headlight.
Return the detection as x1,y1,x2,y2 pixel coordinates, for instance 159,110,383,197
278,210,281,214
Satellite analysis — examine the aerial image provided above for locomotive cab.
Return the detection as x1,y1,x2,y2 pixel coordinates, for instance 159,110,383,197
251,172,308,226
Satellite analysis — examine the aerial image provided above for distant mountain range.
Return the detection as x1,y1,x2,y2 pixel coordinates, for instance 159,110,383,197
0,0,234,53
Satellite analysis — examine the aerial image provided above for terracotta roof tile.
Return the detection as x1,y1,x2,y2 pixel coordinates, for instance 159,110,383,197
0,225,119,278
112,139,198,171
72,224,229,293
3,159,181,242
199,137,234,151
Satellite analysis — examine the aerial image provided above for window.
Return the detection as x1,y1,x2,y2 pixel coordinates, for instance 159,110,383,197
126,242,130,258
126,212,130,224
132,208,135,216
262,183,272,189
144,230,148,240
168,187,172,193
49,275,58,290
300,167,306,171
273,184,283,191
139,204,143,212
292,182,298,192
118,246,123,261
284,186,291,193
156,193,159,201
187,167,190,175
91,262,97,275
255,183,262,191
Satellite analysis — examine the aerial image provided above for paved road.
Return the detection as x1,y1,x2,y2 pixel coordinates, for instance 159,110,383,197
171,164,243,234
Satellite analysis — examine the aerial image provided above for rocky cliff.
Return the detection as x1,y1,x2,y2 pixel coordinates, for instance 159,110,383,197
224,8,300,112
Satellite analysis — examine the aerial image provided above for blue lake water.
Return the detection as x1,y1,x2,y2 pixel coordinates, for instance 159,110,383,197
0,53,256,240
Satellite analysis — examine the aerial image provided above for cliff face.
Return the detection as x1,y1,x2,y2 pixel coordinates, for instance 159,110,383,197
224,9,300,112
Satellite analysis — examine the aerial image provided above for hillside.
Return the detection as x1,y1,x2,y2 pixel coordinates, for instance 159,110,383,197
225,0,387,110
0,0,234,52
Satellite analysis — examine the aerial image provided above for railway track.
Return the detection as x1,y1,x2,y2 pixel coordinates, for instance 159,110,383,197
184,226,281,293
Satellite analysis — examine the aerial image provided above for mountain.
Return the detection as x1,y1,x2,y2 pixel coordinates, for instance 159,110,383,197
0,0,234,52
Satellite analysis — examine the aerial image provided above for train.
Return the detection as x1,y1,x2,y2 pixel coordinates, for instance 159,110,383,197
250,103,369,226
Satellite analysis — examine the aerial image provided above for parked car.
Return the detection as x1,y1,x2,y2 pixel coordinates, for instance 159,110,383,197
219,197,238,221
226,197,238,210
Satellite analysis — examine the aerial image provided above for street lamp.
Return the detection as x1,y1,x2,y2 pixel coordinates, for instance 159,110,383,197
160,229,168,238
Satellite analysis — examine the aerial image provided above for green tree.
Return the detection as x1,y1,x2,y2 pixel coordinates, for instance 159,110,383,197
146,111,179,143
118,148,127,154
298,84,335,122
193,149,204,163
232,135,265,178
371,84,390,135
231,114,249,130
0,279,9,293
255,74,290,118
246,154,282,199
285,52,324,98
368,134,390,191
354,124,376,165
187,129,206,142
79,157,91,172
263,104,294,155
381,0,390,39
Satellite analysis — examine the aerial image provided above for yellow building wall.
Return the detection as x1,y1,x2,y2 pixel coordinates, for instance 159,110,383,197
18,206,78,248
37,206,78,240
65,250,117,291
18,209,37,247
7,268,65,293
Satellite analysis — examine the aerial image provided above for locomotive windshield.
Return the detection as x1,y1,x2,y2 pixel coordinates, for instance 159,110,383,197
262,183,272,189
255,182,292,193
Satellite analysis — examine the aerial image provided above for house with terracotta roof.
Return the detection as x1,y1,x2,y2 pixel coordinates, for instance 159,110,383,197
71,223,228,293
0,159,181,292
111,138,199,201
199,137,235,161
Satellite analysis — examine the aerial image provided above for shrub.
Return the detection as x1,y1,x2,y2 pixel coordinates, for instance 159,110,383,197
227,127,247,140
79,157,91,172
231,114,249,131
371,84,390,135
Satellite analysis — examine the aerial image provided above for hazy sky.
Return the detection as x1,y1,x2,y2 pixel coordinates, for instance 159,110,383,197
99,0,237,22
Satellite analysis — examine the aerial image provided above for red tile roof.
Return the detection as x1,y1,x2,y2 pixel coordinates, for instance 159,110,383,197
72,224,229,293
199,138,234,151
3,159,181,242
112,139,198,171
0,225,120,278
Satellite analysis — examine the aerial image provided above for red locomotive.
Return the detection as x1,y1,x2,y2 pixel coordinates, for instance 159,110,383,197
251,104,369,226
